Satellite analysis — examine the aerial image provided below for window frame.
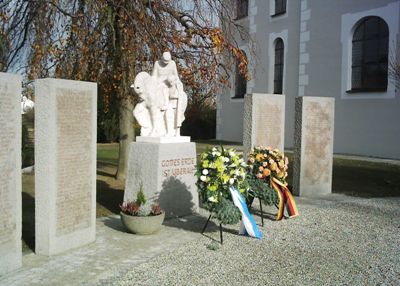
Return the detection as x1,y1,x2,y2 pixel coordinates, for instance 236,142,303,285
233,51,247,99
340,2,398,100
235,0,249,20
273,38,284,94
349,16,389,93
271,0,286,17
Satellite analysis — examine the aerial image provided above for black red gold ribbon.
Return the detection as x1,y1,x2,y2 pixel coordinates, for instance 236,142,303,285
271,177,299,221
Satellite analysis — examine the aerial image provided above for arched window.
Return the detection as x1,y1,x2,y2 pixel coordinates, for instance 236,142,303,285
234,51,247,98
274,38,284,94
351,16,389,91
236,0,248,20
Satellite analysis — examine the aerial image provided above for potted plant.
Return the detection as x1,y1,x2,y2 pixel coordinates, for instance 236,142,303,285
120,187,164,234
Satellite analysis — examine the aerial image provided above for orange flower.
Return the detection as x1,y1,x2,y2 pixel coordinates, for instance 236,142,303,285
262,169,271,177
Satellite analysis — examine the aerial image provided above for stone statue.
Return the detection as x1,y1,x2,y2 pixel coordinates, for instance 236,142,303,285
131,52,187,137
21,95,34,115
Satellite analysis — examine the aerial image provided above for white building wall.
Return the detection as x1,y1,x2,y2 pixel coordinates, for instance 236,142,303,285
305,0,400,159
217,0,400,159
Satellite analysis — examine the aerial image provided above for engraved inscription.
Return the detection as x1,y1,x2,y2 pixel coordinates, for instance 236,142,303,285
303,101,333,185
161,157,196,177
56,88,93,236
255,101,282,150
0,83,17,245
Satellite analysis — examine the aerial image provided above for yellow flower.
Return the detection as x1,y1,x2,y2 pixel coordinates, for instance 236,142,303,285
255,153,264,161
277,171,284,178
270,162,277,171
208,185,218,192
215,157,224,173
202,160,209,168
278,160,285,169
222,174,230,184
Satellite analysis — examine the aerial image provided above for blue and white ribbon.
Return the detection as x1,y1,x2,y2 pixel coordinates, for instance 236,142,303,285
229,187,262,239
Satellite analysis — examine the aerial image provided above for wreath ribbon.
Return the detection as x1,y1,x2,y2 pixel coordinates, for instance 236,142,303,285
271,177,299,221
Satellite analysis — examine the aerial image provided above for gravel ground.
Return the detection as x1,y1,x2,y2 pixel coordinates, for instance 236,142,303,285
98,195,400,286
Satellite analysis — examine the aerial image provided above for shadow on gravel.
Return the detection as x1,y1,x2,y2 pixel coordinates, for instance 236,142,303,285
103,216,126,232
163,213,210,233
201,223,239,244
162,210,239,243
250,208,277,222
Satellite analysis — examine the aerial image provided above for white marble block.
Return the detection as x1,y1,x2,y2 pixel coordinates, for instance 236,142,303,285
124,142,198,218
0,73,22,275
35,78,97,255
293,96,335,196
243,93,285,157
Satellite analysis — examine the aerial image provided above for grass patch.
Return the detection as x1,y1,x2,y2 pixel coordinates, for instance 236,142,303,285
97,143,119,165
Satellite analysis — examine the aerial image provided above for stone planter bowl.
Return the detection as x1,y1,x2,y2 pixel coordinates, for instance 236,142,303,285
120,212,165,235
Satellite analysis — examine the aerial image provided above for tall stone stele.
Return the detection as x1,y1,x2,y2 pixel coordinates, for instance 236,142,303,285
0,73,22,275
243,93,285,158
35,78,97,255
293,96,335,196
125,52,198,217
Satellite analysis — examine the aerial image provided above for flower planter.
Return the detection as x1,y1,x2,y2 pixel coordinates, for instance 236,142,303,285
120,212,165,234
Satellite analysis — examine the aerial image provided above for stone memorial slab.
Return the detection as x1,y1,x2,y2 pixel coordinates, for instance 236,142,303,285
243,93,285,158
0,73,22,275
124,141,198,218
293,96,335,196
35,78,97,255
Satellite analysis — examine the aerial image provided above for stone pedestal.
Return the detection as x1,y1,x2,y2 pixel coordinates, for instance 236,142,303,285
35,78,97,255
0,73,22,275
124,141,198,218
293,96,335,196
243,93,285,158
